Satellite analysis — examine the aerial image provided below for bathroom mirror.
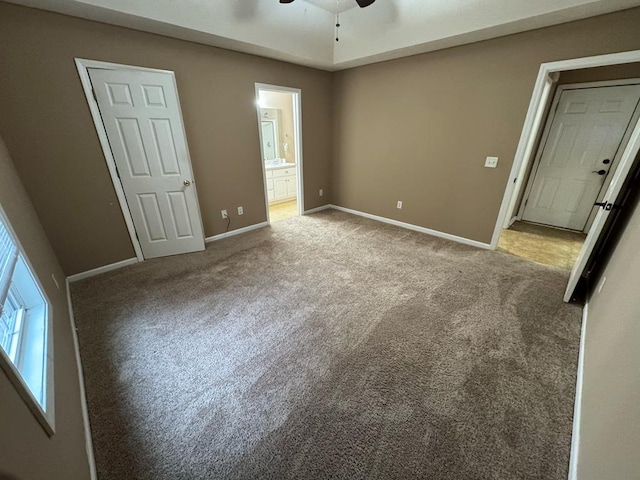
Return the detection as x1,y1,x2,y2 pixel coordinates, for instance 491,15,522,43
260,108,282,161
261,119,278,160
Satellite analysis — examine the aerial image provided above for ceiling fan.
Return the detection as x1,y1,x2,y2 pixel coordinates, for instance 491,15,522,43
279,0,376,7
279,0,377,42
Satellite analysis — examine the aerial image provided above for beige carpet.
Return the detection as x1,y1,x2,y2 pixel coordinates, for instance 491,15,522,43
71,210,582,480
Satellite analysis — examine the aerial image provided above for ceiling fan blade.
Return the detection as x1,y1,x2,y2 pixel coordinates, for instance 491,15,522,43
279,0,295,3
355,0,376,7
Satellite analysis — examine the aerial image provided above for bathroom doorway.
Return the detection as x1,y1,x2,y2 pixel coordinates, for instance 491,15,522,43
255,83,304,224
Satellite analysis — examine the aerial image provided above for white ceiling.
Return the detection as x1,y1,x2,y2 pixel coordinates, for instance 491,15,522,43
6,0,640,70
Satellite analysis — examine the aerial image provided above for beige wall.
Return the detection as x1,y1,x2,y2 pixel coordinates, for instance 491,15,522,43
2,3,639,274
260,91,297,165
0,2,333,276
577,192,640,479
0,135,91,479
2,4,640,477
559,62,640,85
333,8,640,244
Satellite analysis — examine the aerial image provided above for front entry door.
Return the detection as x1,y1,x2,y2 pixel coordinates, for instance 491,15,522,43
522,85,640,231
88,68,205,259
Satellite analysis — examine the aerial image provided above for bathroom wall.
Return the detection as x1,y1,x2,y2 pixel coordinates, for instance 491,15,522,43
260,91,296,165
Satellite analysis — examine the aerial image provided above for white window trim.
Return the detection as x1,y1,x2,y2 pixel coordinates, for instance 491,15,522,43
0,204,55,436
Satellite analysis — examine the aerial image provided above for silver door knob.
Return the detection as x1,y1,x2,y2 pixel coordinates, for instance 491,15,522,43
183,180,191,186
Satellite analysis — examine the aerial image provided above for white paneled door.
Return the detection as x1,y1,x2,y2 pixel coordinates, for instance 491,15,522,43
522,85,640,231
88,68,205,259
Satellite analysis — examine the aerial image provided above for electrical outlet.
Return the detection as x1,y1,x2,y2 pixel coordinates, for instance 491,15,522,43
485,156,499,168
319,189,324,197
221,210,228,219
237,206,244,215
397,201,403,209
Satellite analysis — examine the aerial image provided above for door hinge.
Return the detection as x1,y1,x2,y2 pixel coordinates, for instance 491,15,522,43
91,88,98,103
114,164,120,178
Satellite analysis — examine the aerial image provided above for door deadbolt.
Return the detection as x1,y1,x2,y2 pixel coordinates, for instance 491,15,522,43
602,159,611,164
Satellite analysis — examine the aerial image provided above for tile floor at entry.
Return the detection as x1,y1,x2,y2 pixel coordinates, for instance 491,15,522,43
269,200,298,223
498,221,586,270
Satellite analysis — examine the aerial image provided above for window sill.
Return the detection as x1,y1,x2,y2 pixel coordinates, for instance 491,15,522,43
0,319,55,436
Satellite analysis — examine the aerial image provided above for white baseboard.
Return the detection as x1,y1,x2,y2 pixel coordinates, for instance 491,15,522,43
303,205,331,215
65,279,97,480
328,205,492,250
67,257,138,283
205,222,269,243
68,223,271,281
568,303,588,480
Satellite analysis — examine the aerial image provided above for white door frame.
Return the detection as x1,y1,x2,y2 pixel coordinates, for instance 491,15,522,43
254,83,305,224
491,49,640,249
75,58,204,262
516,78,640,230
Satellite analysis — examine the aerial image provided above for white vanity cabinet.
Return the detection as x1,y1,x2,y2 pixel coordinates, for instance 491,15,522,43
266,167,296,204
266,174,275,202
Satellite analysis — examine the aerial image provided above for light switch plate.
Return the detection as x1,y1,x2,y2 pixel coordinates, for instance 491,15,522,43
485,156,499,168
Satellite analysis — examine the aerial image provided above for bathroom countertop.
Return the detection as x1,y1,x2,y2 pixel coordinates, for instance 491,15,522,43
265,163,296,170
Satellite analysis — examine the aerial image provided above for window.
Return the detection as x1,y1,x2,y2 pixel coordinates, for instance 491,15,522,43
0,208,54,434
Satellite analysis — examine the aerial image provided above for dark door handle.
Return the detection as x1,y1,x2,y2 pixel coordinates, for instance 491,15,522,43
591,169,607,176
594,202,621,211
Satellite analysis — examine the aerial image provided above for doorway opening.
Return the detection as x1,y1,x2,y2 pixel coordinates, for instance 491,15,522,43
491,51,640,301
499,77,640,271
255,84,304,224
498,222,587,270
